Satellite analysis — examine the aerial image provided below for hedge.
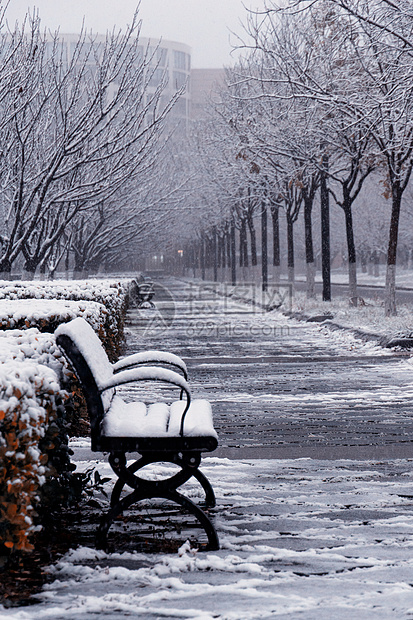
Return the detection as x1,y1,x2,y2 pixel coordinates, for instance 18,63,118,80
0,278,134,360
0,360,66,553
0,278,135,557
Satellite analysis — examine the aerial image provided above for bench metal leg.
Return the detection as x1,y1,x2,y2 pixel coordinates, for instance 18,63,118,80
110,453,216,508
192,469,216,508
99,451,219,551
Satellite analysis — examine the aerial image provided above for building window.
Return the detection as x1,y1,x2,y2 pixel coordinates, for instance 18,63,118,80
149,67,167,87
174,50,187,70
173,71,187,90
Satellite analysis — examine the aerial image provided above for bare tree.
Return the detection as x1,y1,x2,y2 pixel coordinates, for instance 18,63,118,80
0,11,177,278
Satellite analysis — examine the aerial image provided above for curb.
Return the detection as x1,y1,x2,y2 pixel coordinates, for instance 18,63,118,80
283,310,405,349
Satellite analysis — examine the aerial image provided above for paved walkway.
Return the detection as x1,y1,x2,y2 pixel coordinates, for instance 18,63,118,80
124,277,413,460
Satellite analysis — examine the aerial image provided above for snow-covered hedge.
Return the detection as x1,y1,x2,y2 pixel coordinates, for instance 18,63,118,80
0,330,68,553
0,278,134,360
0,299,107,331
0,298,119,361
0,278,135,556
0,278,130,305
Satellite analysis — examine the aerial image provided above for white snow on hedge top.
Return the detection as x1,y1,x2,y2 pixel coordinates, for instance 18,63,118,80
0,299,108,330
0,278,128,301
0,328,65,375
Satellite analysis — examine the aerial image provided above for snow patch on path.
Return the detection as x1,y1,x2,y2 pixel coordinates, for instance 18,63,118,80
2,456,413,619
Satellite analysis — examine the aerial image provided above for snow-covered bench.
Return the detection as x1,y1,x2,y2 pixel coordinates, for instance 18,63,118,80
55,317,219,551
134,275,155,308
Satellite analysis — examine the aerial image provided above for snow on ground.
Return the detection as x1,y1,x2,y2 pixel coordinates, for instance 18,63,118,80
292,267,413,339
292,292,413,341
196,267,413,342
2,452,413,619
304,266,413,289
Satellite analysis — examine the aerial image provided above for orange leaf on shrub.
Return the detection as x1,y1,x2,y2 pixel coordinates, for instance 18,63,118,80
7,504,17,518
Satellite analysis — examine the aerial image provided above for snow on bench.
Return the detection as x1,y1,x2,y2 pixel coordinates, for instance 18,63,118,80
55,317,219,551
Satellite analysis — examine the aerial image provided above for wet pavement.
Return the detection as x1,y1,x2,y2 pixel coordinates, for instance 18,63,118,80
123,277,413,460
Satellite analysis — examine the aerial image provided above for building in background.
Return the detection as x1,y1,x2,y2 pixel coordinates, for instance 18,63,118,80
47,35,192,124
49,34,227,126
47,34,228,274
190,68,225,120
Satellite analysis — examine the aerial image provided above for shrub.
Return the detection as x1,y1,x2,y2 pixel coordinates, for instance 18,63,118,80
0,360,66,553
0,278,133,359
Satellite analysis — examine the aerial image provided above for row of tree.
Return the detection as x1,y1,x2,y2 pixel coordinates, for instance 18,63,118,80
0,9,182,279
178,0,413,316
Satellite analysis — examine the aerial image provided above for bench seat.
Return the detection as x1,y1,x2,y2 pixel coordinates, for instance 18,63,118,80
98,397,218,452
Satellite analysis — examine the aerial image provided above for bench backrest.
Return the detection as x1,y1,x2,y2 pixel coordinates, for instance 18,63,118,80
55,318,113,388
55,318,116,441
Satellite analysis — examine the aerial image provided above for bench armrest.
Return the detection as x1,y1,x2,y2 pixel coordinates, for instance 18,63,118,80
100,366,190,400
112,351,187,379
100,366,191,437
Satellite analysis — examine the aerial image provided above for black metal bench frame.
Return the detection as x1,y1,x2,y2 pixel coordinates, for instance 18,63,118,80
135,278,155,308
56,327,219,551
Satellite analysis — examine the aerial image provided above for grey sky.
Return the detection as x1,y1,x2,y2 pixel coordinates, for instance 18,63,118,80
4,1,266,68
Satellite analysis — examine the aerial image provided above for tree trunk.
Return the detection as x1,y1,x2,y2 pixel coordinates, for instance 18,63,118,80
239,219,248,268
200,236,206,280
65,249,70,280
261,202,268,292
360,250,367,273
385,188,402,316
23,257,37,280
247,213,258,267
286,216,295,285
193,244,199,278
343,205,358,305
320,156,331,301
0,258,12,280
304,195,315,299
226,230,231,278
217,234,222,270
373,251,380,277
306,261,316,297
220,235,226,269
239,218,248,281
231,219,236,286
212,227,218,282
271,203,280,284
